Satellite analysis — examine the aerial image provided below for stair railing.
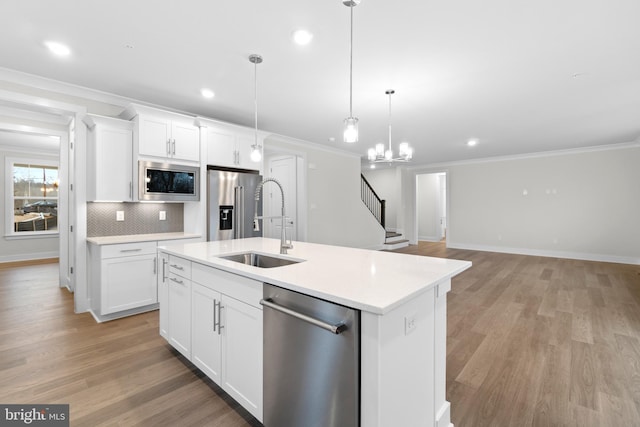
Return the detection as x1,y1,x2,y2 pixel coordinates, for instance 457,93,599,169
361,174,385,229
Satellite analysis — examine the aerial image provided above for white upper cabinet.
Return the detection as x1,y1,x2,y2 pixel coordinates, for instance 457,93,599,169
199,119,264,171
84,114,134,201
121,104,200,163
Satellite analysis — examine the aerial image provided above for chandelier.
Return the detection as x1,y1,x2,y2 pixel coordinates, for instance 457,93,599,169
368,89,413,163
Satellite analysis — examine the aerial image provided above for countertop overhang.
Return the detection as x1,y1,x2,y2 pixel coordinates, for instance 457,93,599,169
158,238,472,315
87,232,202,245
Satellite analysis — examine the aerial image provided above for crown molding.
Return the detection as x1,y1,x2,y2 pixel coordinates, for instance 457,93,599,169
408,140,640,171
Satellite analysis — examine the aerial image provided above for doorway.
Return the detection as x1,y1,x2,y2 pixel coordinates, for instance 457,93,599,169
416,172,447,242
263,141,307,243
264,155,298,241
0,91,86,312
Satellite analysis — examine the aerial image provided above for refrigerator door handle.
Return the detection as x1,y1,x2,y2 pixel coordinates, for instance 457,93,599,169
233,186,245,239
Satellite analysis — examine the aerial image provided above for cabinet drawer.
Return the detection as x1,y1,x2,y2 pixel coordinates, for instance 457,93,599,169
168,271,190,288
192,262,262,308
101,241,157,259
169,255,191,279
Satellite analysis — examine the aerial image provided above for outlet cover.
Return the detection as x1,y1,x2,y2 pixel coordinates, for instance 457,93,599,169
116,211,125,221
159,211,166,221
405,314,417,335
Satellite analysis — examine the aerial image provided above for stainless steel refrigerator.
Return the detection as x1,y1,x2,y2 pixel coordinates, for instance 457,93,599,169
207,166,262,241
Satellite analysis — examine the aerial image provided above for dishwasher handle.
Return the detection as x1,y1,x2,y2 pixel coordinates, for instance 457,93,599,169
260,298,347,335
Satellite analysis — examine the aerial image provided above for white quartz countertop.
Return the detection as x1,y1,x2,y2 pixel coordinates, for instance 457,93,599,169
158,237,472,315
87,232,202,245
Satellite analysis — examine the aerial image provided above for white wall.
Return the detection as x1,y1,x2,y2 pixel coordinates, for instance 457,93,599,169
362,167,400,231
404,144,640,264
266,136,384,249
446,145,640,263
417,173,440,241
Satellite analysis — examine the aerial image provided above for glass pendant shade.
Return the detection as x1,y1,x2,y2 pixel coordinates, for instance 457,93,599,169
250,145,262,162
399,142,413,159
343,117,359,143
367,148,376,161
375,143,385,157
384,149,393,160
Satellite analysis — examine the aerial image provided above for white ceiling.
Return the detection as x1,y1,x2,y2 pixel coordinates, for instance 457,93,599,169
2,0,639,165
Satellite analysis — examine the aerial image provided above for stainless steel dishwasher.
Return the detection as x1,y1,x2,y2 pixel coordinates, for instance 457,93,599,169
261,283,360,427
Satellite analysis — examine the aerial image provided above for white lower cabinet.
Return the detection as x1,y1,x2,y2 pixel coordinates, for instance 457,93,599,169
167,258,192,359
157,252,169,339
191,282,222,383
88,241,158,318
219,293,262,420
161,253,263,422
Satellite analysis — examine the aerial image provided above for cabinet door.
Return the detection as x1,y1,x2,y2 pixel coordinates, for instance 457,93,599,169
158,252,169,339
168,273,191,358
92,126,133,201
171,121,200,162
192,283,222,383
85,116,134,202
139,115,170,158
221,295,263,421
205,128,237,168
101,254,157,315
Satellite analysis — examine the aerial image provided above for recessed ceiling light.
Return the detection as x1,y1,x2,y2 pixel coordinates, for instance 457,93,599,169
44,41,71,57
292,29,313,45
201,88,215,99
467,139,478,147
328,137,336,142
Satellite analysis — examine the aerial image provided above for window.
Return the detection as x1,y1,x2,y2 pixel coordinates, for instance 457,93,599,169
7,158,59,235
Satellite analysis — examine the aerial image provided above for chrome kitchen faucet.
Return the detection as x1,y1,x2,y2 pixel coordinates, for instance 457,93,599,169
253,178,293,254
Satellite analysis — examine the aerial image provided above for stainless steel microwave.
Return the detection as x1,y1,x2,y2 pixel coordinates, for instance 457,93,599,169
138,161,200,202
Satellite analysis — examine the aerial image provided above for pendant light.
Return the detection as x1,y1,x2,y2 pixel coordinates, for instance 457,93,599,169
367,89,414,163
343,0,360,143
249,54,263,162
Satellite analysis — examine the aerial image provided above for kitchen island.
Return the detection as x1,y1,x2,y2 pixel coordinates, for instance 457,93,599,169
158,237,471,427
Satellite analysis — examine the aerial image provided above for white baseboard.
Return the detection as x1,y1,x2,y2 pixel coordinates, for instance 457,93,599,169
418,235,441,242
88,304,159,323
447,242,640,265
436,401,451,427
0,251,59,263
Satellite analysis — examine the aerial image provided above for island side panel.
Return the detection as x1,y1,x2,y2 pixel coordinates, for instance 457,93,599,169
435,279,452,427
361,287,436,426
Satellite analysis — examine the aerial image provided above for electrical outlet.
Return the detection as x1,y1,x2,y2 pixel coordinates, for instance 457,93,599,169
159,211,166,221
116,211,124,221
405,314,417,335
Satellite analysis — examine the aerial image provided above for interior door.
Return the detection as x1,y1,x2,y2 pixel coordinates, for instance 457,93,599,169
265,156,297,241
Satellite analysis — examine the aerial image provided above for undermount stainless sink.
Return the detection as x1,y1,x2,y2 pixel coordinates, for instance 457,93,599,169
218,252,302,268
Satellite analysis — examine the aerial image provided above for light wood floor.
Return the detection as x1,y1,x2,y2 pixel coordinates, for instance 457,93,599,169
395,242,640,427
0,261,261,427
1,246,639,426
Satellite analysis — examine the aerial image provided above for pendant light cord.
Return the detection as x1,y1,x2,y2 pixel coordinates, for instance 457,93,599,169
349,2,354,117
254,59,258,145
388,91,392,152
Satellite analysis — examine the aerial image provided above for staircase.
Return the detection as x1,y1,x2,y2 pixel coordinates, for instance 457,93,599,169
382,231,409,250
361,174,409,250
